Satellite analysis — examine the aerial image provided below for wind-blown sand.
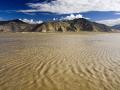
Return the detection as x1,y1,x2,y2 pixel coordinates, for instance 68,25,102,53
0,32,120,90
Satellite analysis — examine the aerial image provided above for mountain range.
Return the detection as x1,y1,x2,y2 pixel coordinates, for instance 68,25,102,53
0,18,112,32
111,24,120,30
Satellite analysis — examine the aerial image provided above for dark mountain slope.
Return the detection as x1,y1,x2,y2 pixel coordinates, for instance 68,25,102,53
32,18,112,32
0,19,36,32
0,18,112,32
111,24,120,30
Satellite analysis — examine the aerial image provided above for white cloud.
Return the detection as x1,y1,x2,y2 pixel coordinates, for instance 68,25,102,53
19,0,120,14
60,14,83,20
52,14,89,21
96,18,120,26
115,12,120,15
53,18,57,21
19,19,43,24
60,14,90,20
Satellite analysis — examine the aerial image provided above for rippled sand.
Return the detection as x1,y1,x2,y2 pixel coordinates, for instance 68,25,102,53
0,32,120,90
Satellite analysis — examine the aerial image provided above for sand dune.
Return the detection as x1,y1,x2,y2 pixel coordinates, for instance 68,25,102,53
0,32,120,90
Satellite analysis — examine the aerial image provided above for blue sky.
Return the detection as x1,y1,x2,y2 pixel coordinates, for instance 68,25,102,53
1,0,120,26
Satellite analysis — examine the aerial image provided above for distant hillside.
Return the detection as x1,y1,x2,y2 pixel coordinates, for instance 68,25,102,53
32,18,112,32
111,24,120,30
0,19,36,32
0,18,112,32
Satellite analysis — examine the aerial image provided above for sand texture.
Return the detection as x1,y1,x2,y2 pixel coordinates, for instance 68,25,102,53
0,32,120,90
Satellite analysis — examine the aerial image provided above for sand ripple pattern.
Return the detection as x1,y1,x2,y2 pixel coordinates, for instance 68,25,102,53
0,33,120,90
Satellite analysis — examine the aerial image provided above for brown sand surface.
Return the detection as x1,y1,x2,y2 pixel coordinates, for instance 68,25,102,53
0,32,120,90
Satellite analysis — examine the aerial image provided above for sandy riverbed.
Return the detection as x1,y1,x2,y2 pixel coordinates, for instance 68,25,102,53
0,32,120,90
